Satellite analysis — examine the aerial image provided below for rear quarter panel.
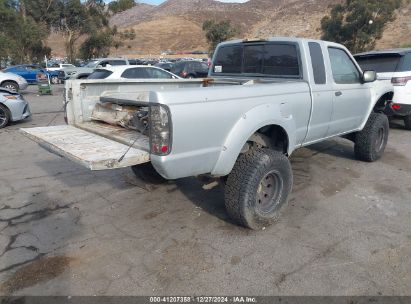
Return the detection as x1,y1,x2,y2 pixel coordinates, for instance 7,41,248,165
150,82,311,179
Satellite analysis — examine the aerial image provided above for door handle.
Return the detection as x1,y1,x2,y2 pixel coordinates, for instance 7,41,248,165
335,91,342,97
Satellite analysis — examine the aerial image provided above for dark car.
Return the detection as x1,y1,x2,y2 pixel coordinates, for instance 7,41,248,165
171,60,209,78
154,62,174,71
4,65,60,84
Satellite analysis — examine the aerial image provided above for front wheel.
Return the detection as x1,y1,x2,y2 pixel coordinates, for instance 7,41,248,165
0,104,11,128
224,148,293,230
1,81,18,92
354,113,389,162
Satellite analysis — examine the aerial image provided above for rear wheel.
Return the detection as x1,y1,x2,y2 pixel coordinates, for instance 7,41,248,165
131,163,167,185
404,114,411,130
0,104,11,128
50,76,59,84
225,148,293,230
354,113,389,162
1,81,18,92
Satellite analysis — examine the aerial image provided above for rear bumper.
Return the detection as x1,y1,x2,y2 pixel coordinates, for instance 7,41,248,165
391,103,411,116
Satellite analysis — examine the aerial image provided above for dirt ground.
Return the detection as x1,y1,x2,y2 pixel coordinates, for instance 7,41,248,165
0,85,410,296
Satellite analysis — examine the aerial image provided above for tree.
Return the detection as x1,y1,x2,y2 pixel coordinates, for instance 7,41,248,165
108,0,135,14
321,0,402,53
0,0,50,65
53,0,110,63
202,20,237,56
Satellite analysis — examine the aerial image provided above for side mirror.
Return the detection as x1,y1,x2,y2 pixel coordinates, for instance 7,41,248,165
363,70,377,83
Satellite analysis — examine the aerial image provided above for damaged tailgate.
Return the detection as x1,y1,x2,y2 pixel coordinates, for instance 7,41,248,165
20,125,150,170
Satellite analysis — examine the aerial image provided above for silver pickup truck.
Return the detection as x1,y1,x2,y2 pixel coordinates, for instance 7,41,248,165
21,37,394,230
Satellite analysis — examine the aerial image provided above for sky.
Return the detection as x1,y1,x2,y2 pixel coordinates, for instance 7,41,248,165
105,0,249,5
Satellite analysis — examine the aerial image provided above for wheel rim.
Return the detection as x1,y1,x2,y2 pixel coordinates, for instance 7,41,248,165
256,170,283,214
375,127,385,153
52,76,58,84
0,108,6,126
4,84,16,91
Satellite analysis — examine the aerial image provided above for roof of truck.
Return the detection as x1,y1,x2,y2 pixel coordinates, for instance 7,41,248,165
217,37,346,49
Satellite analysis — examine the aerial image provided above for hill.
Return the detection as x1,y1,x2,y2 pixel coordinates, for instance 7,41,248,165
47,0,411,57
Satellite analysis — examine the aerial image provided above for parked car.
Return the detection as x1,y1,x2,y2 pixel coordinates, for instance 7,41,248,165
171,60,209,78
0,71,28,92
87,66,180,80
22,37,393,230
355,48,411,129
47,63,76,71
58,58,130,82
0,87,31,128
4,65,60,84
154,62,174,71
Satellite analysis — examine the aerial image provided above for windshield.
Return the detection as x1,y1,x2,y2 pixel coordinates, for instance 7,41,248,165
355,55,402,73
85,60,99,68
87,69,113,79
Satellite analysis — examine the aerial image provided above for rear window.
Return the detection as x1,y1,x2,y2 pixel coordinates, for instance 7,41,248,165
398,53,411,72
355,55,402,73
212,42,301,77
87,69,113,79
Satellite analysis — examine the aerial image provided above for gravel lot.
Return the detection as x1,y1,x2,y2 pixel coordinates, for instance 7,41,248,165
0,84,410,296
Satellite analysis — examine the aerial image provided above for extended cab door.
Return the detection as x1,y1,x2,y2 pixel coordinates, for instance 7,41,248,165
303,42,334,143
326,47,370,136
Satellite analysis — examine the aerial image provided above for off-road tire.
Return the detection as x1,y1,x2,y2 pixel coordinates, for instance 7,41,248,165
404,114,411,130
224,148,293,230
131,163,167,185
1,81,18,92
0,104,11,128
354,113,389,162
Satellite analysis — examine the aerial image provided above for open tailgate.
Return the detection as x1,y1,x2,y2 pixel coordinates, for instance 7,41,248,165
20,125,150,170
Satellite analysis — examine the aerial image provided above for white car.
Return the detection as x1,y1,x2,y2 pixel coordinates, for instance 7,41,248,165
0,71,29,92
47,63,76,71
87,65,181,80
355,48,411,129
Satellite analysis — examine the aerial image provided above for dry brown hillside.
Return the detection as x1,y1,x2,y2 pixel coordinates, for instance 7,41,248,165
47,0,411,57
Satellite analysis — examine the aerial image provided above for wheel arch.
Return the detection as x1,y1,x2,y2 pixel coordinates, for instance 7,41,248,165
0,102,12,123
373,91,394,113
211,104,296,176
0,80,19,90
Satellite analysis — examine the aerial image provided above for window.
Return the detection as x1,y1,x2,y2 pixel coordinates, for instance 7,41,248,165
398,53,411,72
110,60,127,66
146,68,173,79
87,69,113,79
244,45,264,73
263,44,300,76
212,43,300,77
355,55,401,73
171,62,186,74
309,42,326,84
213,45,242,74
121,68,150,79
328,48,361,84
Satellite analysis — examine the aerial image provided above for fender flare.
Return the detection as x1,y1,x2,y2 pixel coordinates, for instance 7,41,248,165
211,103,296,176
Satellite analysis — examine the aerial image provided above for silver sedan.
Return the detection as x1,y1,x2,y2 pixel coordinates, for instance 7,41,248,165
0,88,31,128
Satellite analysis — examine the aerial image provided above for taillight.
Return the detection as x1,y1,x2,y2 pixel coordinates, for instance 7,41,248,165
149,104,171,156
391,76,411,86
